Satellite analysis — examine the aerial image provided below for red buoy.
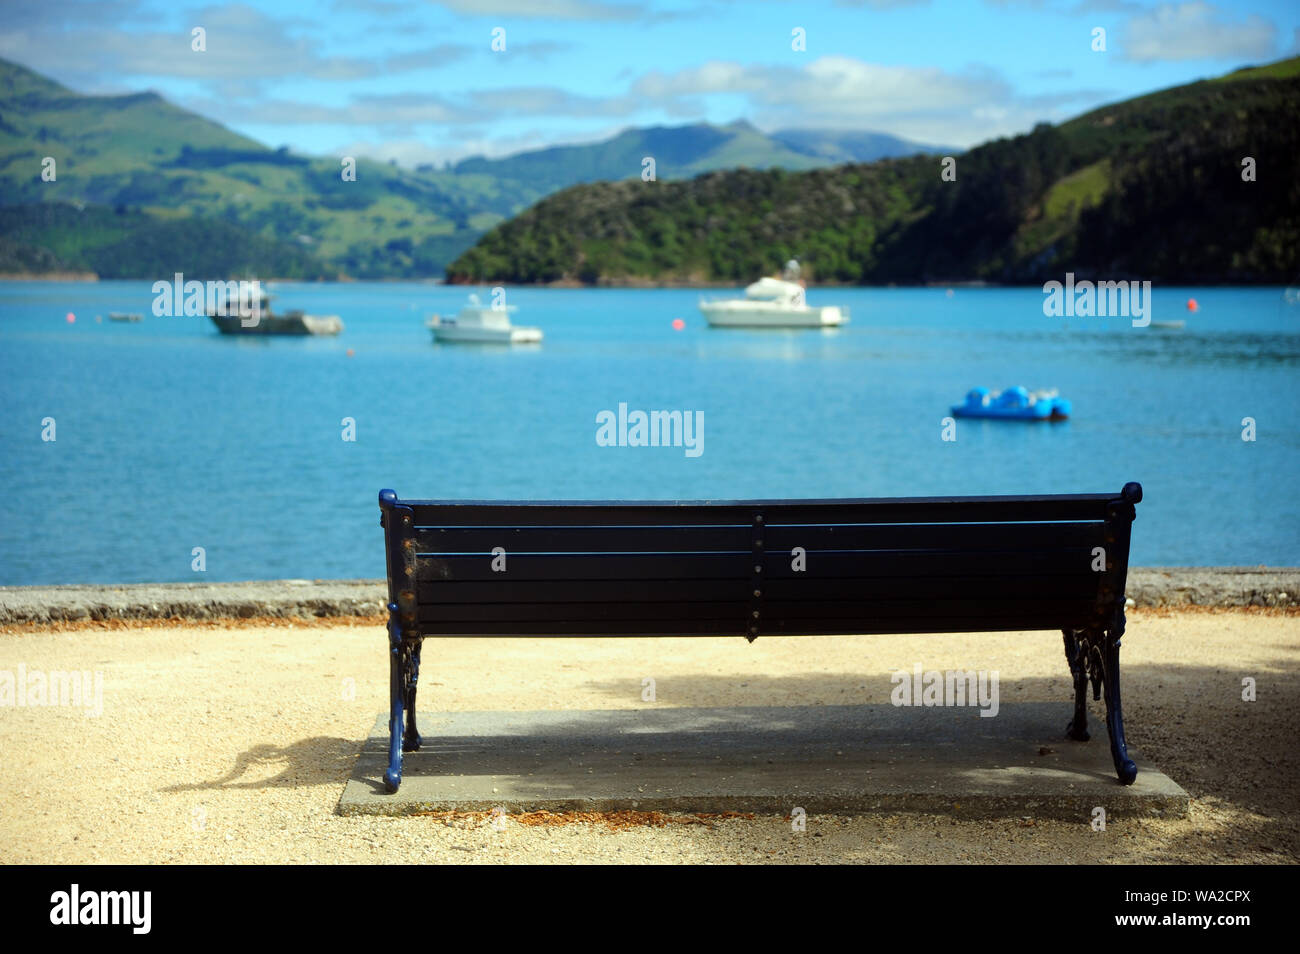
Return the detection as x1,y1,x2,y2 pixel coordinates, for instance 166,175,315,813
1186,298,1198,312
671,318,685,331
65,312,75,323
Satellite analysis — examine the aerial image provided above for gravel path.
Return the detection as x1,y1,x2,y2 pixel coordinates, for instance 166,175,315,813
1,607,1295,864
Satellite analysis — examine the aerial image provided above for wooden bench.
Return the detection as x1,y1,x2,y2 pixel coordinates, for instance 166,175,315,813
377,483,1143,793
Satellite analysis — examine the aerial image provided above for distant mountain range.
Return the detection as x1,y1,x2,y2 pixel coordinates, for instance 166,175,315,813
0,57,953,279
450,120,954,189
447,58,1300,286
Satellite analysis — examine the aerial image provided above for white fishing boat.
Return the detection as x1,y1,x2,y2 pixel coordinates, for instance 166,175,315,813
428,294,542,344
699,260,847,328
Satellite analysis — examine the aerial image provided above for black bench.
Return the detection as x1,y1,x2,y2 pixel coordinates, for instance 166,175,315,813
377,483,1143,793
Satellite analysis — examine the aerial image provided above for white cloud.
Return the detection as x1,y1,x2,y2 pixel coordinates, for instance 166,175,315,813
210,55,1111,150
0,3,477,95
635,58,1012,110
335,125,626,167
1121,2,1278,62
182,92,476,129
631,57,1096,147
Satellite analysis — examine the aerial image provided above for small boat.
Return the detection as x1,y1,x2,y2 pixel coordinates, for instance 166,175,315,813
109,312,142,322
952,386,1071,420
699,260,847,328
208,290,342,336
1149,320,1185,329
428,294,542,344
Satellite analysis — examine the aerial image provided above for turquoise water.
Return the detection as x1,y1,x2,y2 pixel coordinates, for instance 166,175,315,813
1,280,1297,584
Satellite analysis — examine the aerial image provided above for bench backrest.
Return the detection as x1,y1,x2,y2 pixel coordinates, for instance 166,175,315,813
378,484,1141,639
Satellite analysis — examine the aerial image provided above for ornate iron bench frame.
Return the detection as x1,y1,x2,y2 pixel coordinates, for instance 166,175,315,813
377,482,1143,793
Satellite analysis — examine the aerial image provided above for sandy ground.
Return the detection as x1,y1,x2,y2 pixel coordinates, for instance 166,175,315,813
0,607,1296,865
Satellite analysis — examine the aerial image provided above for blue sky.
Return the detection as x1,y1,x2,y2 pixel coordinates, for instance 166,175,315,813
2,0,1297,166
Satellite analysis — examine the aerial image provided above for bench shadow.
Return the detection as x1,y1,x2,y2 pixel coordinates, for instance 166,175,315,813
560,656,1300,862
160,736,360,793
352,693,1156,812
567,660,1300,816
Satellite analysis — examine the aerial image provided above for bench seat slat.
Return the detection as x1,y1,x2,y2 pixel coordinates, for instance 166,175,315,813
416,553,749,581
417,579,751,603
415,575,1100,605
761,521,1103,551
763,597,1098,620
414,598,1099,631
416,550,1098,582
413,522,1104,555
415,599,1097,628
763,615,1097,635
418,600,749,623
407,496,1113,528
761,575,1101,601
413,615,1096,637
762,548,1097,578
413,525,751,553
415,619,745,636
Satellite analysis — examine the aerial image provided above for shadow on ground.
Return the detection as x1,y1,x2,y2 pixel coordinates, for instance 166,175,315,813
161,737,359,792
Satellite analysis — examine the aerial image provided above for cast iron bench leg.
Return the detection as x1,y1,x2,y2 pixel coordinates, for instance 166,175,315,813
1062,629,1090,741
384,630,423,792
403,639,423,753
384,642,405,793
1101,624,1138,785
384,603,406,793
1063,625,1137,784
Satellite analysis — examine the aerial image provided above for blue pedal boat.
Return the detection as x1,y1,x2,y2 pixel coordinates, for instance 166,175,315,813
952,386,1071,420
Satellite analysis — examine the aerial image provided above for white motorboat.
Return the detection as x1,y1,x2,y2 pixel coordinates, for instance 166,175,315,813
428,295,542,344
699,260,847,328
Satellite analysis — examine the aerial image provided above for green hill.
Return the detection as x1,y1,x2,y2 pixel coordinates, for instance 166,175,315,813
447,58,1300,285
0,203,330,280
0,58,526,278
0,57,948,280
